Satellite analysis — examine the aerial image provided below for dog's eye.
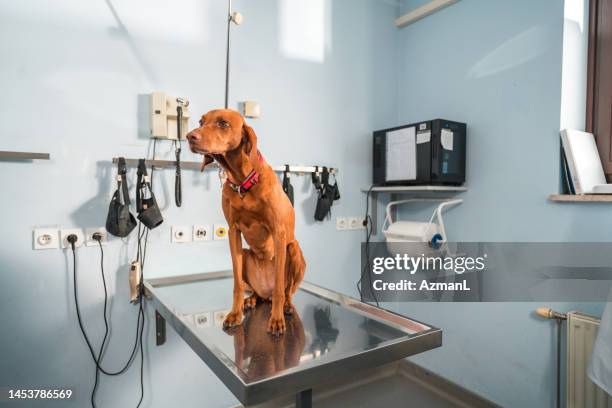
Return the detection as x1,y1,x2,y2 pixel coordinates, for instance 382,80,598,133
217,120,230,129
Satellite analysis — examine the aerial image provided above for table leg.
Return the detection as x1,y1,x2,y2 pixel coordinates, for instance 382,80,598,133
156,310,166,346
295,389,312,408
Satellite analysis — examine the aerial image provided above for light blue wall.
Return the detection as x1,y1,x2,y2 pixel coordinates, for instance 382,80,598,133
392,0,606,407
2,1,607,407
0,1,398,407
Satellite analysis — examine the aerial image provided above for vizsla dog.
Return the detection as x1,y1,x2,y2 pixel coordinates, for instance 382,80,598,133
186,109,306,335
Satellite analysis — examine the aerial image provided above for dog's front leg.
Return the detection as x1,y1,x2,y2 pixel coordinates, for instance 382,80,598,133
224,226,244,329
268,230,286,335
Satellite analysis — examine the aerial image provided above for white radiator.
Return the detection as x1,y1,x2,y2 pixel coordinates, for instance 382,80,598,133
567,312,612,408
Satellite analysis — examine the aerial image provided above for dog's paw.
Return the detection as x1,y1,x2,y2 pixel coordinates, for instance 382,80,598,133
267,314,286,336
244,295,259,310
223,311,243,329
283,302,295,315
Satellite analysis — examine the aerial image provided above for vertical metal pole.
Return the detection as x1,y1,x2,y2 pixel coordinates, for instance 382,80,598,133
556,318,561,408
224,0,232,109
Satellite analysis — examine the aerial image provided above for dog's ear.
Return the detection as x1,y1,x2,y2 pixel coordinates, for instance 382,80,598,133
200,154,214,172
242,123,258,165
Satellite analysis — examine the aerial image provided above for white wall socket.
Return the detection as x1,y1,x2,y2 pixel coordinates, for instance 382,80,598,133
86,228,108,246
213,224,229,241
194,312,212,328
193,225,212,242
349,217,365,230
33,228,59,250
60,229,85,248
178,313,193,325
171,225,191,243
336,217,347,230
213,309,230,327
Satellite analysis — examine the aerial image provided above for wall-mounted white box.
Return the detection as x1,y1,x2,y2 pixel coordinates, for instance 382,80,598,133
241,101,260,118
150,92,191,140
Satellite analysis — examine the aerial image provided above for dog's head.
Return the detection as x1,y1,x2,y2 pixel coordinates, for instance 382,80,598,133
186,109,258,171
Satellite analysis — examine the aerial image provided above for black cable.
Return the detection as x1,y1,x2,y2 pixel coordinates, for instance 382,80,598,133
69,243,100,408
357,186,373,298
358,185,379,307
91,240,109,406
150,139,157,190
136,282,145,408
134,152,155,407
134,160,154,406
72,152,155,407
152,139,157,165
175,105,183,207
70,241,144,408
174,142,182,207
135,222,149,408
70,243,142,363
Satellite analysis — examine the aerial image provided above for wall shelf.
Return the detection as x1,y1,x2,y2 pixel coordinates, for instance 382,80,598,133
363,185,467,234
548,194,612,202
395,0,460,28
362,185,467,193
0,151,50,160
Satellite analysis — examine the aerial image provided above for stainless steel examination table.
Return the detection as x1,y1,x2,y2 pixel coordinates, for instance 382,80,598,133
145,272,442,407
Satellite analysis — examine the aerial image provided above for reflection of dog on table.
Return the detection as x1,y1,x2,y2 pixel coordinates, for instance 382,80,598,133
229,303,305,381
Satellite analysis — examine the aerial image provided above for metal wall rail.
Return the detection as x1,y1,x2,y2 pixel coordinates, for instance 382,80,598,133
111,157,338,175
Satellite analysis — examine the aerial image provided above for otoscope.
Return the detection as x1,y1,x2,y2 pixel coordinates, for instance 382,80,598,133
175,97,189,207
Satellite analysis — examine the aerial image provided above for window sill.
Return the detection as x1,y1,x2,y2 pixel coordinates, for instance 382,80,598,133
548,194,612,202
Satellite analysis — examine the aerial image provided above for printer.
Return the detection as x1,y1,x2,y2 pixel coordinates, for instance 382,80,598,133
373,119,466,186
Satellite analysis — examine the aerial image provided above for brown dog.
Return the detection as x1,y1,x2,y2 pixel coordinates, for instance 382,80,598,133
186,109,306,335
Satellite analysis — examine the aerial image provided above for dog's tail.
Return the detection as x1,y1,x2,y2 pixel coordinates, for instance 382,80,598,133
285,240,306,297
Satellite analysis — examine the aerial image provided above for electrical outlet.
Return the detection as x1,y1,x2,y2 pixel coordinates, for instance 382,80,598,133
33,228,59,250
213,224,229,241
349,217,365,230
194,312,212,328
86,228,108,246
213,309,230,327
178,313,193,325
171,225,191,243
193,225,212,242
60,229,85,249
336,217,347,230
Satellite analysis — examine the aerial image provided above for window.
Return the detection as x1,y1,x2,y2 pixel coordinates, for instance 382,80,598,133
587,0,612,178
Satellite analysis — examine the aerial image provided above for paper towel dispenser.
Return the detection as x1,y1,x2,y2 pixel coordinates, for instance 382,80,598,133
373,119,466,186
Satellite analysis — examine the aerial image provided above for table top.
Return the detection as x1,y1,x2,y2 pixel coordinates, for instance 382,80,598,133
145,271,441,405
